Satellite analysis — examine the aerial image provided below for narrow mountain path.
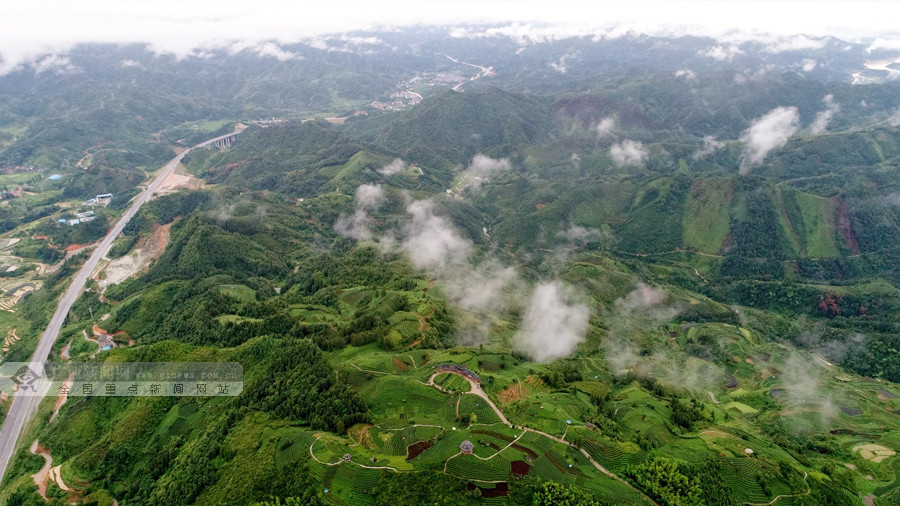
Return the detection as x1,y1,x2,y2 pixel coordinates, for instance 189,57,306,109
427,370,658,505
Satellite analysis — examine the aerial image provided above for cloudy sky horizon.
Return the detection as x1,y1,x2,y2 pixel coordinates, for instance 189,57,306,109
2,0,898,74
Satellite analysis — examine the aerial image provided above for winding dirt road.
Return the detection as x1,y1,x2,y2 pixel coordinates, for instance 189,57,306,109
427,370,657,505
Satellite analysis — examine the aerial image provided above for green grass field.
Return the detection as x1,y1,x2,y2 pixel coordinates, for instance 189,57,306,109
682,178,733,253
218,283,257,302
433,372,471,392
794,192,840,258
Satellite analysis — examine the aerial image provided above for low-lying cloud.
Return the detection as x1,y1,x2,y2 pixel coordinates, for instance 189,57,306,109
549,51,578,73
334,183,385,240
32,54,80,75
781,351,838,426
378,158,407,176
604,283,680,374
610,139,648,167
335,186,592,360
693,135,723,160
400,199,473,271
809,94,840,134
514,281,590,362
888,107,900,127
595,117,616,140
464,154,510,190
698,44,743,61
739,106,799,174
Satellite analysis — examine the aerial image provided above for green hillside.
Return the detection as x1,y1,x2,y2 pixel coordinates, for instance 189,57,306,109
4,29,900,506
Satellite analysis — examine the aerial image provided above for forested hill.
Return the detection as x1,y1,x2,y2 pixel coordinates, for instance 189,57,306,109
4,26,900,506
346,89,554,167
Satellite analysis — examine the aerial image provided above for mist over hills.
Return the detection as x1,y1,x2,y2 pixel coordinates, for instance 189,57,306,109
2,23,900,506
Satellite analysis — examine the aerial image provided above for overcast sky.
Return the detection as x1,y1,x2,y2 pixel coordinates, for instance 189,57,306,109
2,0,898,73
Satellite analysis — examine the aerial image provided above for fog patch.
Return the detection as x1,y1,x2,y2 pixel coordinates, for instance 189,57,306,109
610,139,647,167
549,51,578,73
809,94,840,134
595,117,616,140
378,158,407,176
401,199,472,271
514,281,590,363
739,106,799,174
698,44,743,61
692,135,723,160
888,107,900,127
334,183,386,240
464,154,510,190
604,283,680,374
781,351,838,427
334,185,591,355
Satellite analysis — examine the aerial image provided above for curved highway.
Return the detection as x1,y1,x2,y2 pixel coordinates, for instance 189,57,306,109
0,132,239,485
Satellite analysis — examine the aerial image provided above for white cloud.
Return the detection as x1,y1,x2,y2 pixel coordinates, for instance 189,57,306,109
801,58,817,72
514,281,590,363
378,158,407,176
549,51,578,73
762,34,827,53
604,283,680,374
559,225,604,243
32,54,80,75
120,59,141,68
334,183,385,240
889,107,900,127
401,199,473,272
809,94,840,134
355,183,386,208
692,135,723,160
674,68,696,79
610,139,648,167
595,117,616,140
867,37,900,52
254,42,299,61
739,106,799,173
698,44,743,61
733,64,775,84
1,1,898,75
464,154,510,189
335,185,593,351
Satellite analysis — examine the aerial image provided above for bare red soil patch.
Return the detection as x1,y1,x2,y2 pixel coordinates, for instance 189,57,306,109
837,199,860,254
406,440,434,461
470,482,508,498
512,444,539,460
511,460,531,476
498,381,528,404
65,243,93,252
392,357,409,372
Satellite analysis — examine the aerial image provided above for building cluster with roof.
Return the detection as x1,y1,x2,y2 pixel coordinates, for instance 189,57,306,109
58,210,95,226
83,193,113,207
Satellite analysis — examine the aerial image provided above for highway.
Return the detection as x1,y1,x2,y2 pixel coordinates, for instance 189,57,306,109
0,131,238,485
